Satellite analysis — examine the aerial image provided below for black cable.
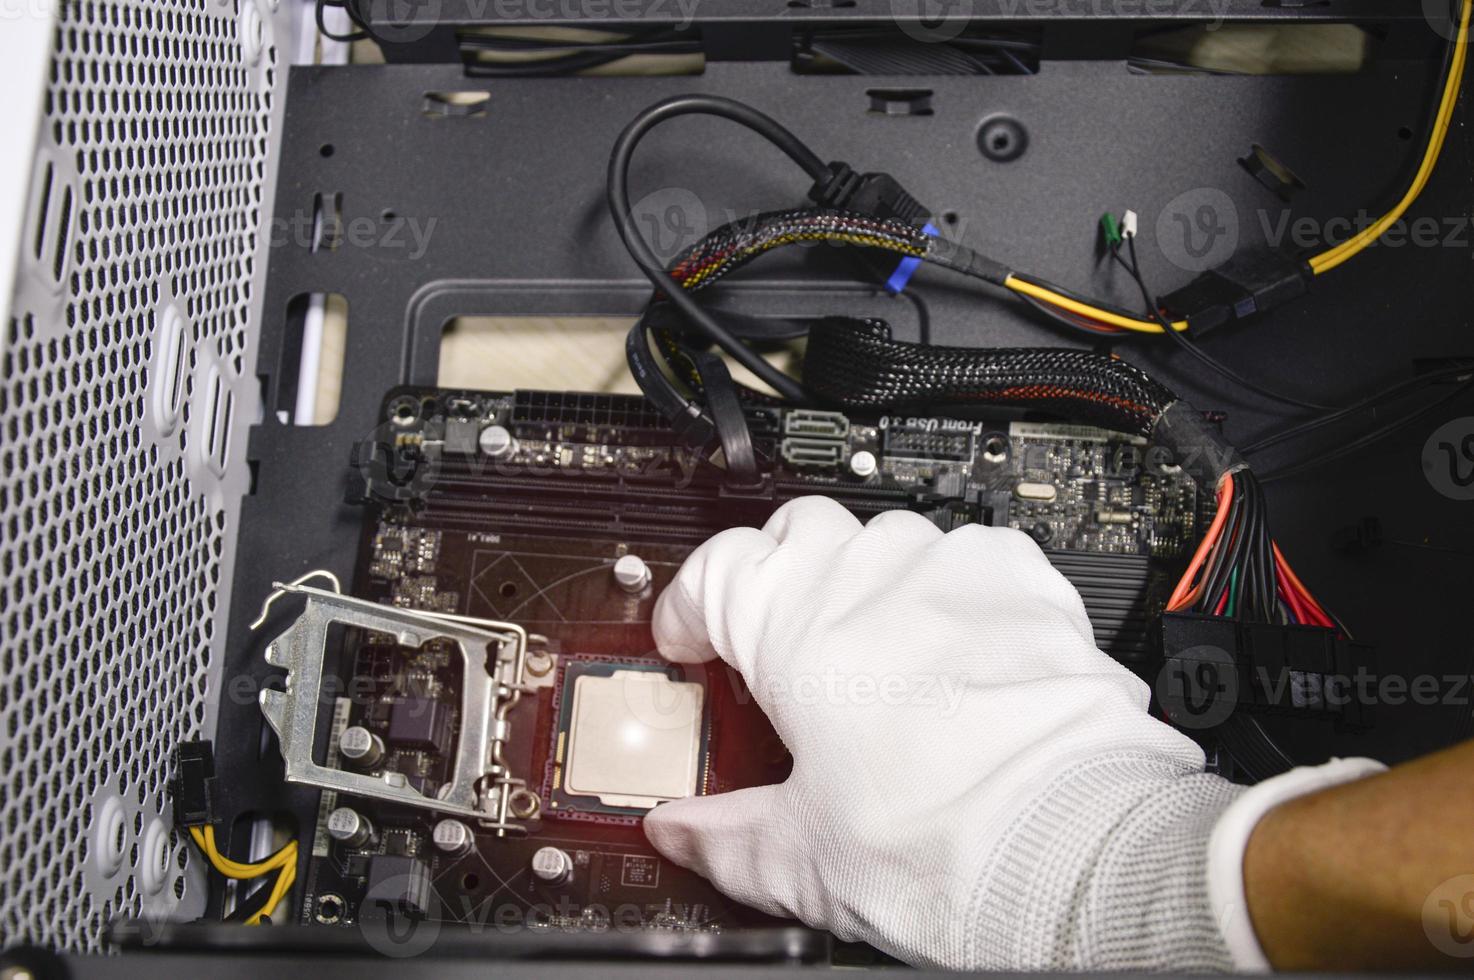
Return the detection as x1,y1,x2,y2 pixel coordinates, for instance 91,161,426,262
1119,236,1330,412
315,0,368,42
1259,378,1474,484
625,312,699,426
1219,714,1297,781
1197,479,1245,614
690,351,759,485
1242,363,1474,454
465,49,632,77
1011,269,1160,326
608,96,827,404
1244,474,1276,622
223,872,283,924
1116,236,1474,462
803,319,1177,436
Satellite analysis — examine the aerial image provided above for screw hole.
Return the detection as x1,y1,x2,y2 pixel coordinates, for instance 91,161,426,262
320,144,335,158
499,581,518,598
462,872,481,890
1397,126,1414,141
942,210,959,225
381,209,397,222
316,894,345,924
978,116,1028,163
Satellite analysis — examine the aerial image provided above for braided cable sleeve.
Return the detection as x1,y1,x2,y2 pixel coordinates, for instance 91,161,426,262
803,319,1176,437
670,208,930,291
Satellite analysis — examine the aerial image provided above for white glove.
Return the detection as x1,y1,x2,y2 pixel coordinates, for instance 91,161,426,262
642,496,1378,970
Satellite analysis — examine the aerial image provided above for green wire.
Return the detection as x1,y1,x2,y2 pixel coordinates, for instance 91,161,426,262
1226,567,1240,616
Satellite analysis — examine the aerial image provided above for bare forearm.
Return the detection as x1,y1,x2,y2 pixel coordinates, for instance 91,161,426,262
1244,739,1474,969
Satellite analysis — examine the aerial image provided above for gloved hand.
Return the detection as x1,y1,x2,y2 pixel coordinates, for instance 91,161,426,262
643,497,1379,970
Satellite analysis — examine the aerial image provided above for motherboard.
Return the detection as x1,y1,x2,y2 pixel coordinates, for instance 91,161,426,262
294,386,1205,940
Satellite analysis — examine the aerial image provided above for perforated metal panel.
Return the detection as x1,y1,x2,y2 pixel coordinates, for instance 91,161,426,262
1,0,288,952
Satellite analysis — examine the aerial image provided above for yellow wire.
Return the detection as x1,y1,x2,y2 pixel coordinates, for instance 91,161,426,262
1309,0,1470,275
189,825,299,925
1004,275,1190,334
190,825,295,876
247,861,296,926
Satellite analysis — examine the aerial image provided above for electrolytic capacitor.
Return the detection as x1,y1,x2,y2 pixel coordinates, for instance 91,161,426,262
326,807,373,848
531,846,573,884
432,818,473,857
339,725,384,769
478,424,516,458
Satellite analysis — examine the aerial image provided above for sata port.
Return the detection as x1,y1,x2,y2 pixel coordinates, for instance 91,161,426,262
782,438,845,468
783,410,850,440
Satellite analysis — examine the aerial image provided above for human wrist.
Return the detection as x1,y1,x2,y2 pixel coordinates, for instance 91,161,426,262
1209,757,1388,971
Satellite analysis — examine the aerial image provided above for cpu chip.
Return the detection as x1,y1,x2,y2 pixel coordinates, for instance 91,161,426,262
549,661,708,819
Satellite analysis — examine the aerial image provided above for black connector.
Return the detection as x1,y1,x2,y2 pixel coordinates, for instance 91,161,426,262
171,740,217,828
809,162,934,292
1159,249,1311,333
1159,613,1375,731
808,162,930,227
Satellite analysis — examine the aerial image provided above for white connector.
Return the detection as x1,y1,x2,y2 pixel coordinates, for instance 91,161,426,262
1122,209,1139,240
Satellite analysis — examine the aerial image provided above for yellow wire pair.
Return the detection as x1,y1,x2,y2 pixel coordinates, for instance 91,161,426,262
1010,1,1470,329
1309,0,1471,275
189,824,299,926
1004,275,1190,335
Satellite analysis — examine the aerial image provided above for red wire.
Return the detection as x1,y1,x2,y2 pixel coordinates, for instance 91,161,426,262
1167,474,1235,612
1278,575,1310,624
1267,545,1338,630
